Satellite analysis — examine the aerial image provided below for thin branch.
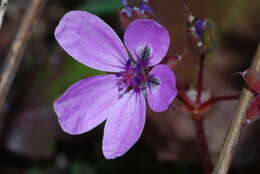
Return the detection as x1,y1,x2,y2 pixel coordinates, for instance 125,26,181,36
199,95,239,111
0,0,46,109
177,88,195,111
212,43,260,174
0,0,8,31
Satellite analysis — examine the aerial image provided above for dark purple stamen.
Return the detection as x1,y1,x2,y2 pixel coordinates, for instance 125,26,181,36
116,59,158,93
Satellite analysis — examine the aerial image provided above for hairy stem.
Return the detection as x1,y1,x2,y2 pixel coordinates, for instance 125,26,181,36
0,0,46,109
193,117,213,174
0,0,8,31
212,43,260,174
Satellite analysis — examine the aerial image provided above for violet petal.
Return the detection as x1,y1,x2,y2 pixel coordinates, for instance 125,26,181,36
102,90,146,159
147,64,177,112
54,75,121,135
55,11,128,72
124,19,170,66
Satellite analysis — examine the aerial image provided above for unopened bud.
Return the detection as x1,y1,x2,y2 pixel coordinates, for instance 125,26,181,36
119,0,156,29
245,95,260,125
163,55,183,69
186,13,218,54
242,68,260,94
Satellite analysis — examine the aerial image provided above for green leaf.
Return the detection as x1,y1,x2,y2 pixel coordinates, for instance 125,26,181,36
49,55,105,100
78,0,122,15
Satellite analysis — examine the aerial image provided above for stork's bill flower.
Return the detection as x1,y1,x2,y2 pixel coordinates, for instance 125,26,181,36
54,11,177,159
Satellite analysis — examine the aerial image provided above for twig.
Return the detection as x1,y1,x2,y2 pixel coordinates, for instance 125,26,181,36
212,43,260,174
0,0,46,109
0,0,8,31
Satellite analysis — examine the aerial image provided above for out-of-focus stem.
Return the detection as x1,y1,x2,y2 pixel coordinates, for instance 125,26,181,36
0,0,8,31
193,117,213,174
196,54,206,104
0,0,46,109
177,88,195,111
199,95,239,111
212,43,260,174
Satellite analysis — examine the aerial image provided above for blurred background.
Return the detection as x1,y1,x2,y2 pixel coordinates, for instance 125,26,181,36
0,0,260,173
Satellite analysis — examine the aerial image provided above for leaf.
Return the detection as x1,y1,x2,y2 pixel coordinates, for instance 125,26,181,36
49,54,105,100
78,0,122,16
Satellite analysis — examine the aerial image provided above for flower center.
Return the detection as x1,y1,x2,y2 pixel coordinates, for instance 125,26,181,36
116,59,158,96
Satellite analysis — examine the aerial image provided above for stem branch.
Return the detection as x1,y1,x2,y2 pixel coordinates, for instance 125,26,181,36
177,88,195,111
200,95,239,110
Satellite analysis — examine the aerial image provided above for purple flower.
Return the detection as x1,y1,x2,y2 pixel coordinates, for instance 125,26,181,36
54,11,177,159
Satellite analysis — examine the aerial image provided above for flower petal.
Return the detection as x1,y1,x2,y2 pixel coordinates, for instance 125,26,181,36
147,64,177,112
54,75,121,135
124,19,170,66
102,91,146,159
55,11,129,72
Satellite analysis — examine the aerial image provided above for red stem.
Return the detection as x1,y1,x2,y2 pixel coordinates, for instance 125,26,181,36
196,54,205,104
199,95,239,110
193,117,213,174
177,87,195,111
194,54,213,174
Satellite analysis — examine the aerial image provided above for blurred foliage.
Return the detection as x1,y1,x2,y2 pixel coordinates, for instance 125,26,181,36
49,53,105,100
79,0,122,15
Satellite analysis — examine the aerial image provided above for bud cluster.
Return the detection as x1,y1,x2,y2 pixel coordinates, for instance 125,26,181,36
186,13,218,55
119,0,156,29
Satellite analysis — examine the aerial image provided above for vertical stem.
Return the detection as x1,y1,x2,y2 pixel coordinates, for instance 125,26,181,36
193,53,213,174
193,117,213,174
212,43,260,174
196,54,206,104
0,0,46,109
0,0,8,31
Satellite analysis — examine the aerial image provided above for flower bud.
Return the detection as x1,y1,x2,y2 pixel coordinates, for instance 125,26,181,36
162,55,183,69
186,14,218,54
245,95,260,125
242,68,260,94
119,0,156,29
